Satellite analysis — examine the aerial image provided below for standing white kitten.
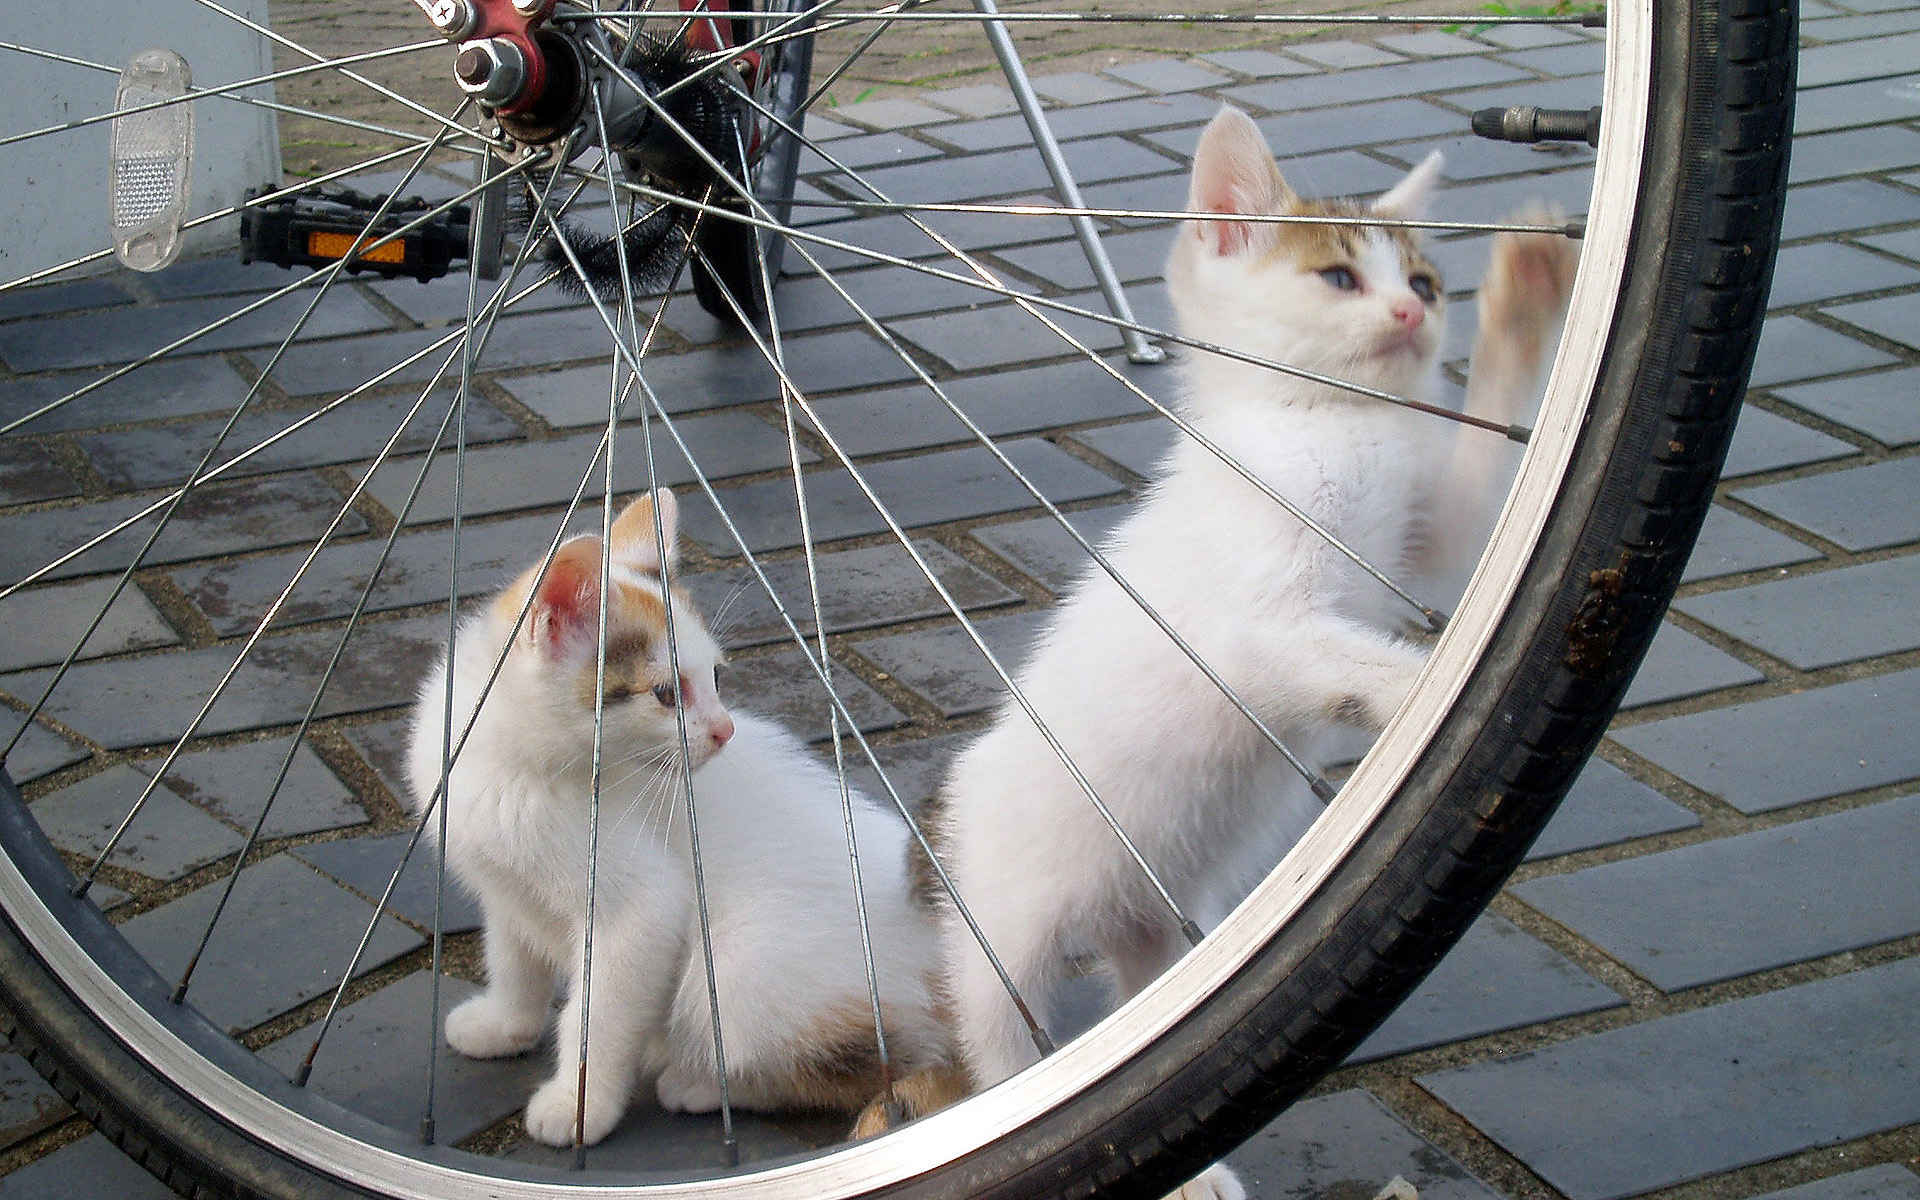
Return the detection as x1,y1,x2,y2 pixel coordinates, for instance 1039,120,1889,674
407,490,947,1147
922,107,1576,1199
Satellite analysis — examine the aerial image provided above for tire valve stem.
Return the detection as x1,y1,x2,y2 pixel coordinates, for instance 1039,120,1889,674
1471,104,1602,149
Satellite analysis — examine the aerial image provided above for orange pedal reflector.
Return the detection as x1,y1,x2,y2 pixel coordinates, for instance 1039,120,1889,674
307,231,407,264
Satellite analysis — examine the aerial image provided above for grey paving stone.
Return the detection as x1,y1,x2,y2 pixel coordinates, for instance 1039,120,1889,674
31,764,246,881
0,288,393,373
364,273,583,329
1613,666,1920,813
291,832,484,934
0,358,256,436
0,710,90,785
852,137,1180,205
970,503,1135,592
1674,554,1920,669
155,738,365,840
75,389,523,490
1201,50,1317,78
790,202,1077,274
931,93,1222,154
1222,57,1532,114
827,97,952,130
705,259,988,337
1473,22,1586,49
1287,40,1408,69
925,84,1020,118
1719,403,1858,477
1347,913,1623,1062
1766,241,1920,309
679,439,1126,556
1679,504,1823,584
800,113,859,141
1775,366,1920,446
992,226,1176,291
1788,125,1920,183
0,441,80,503
1378,30,1500,58
1226,1088,1503,1200
358,411,809,526
0,577,178,672
257,974,530,1143
1828,289,1920,350
0,1051,67,1147
0,1133,175,1200
839,731,973,815
1429,166,1595,226
684,540,1020,651
142,257,310,301
1779,178,1920,238
242,306,645,399
1515,793,1920,991
1799,28,1920,87
852,609,1050,718
171,510,586,635
1736,456,1920,551
1103,59,1233,94
1418,956,1920,1200
344,718,410,801
1070,170,1193,228
721,646,906,742
1074,417,1176,478
1032,72,1142,105
596,328,927,415
1618,622,1765,709
802,358,1163,457
1376,134,1595,183
1,615,445,750
891,296,1127,369
120,853,422,1034
1496,40,1606,77
1525,756,1702,860
797,132,946,178
1807,6,1920,37
0,472,366,585
1746,315,1898,388
0,276,134,323
1749,1166,1920,1200
1793,73,1920,135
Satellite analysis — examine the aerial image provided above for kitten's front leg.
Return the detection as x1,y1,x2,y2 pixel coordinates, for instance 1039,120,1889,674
446,904,551,1060
1246,617,1427,735
1166,1163,1247,1200
524,893,687,1146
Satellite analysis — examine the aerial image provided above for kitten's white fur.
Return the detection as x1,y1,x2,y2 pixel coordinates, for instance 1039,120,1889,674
407,491,946,1147
927,107,1573,1198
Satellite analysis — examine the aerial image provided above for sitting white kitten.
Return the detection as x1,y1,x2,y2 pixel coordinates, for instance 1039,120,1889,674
924,107,1577,1200
407,489,948,1147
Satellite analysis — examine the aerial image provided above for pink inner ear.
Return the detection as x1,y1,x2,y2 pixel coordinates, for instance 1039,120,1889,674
534,544,602,654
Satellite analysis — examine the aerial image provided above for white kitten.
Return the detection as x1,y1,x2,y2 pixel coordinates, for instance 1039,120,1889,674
407,489,948,1147
922,107,1574,1198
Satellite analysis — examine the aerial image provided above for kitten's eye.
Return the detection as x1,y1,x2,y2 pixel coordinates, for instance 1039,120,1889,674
652,680,680,708
601,684,634,704
1318,266,1360,292
1409,274,1440,304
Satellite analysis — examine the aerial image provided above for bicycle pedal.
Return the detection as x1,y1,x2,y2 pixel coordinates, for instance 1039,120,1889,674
240,187,472,283
111,48,195,272
1472,105,1602,148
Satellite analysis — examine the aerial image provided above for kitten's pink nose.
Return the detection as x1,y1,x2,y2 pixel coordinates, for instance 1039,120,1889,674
708,714,734,750
1389,296,1425,331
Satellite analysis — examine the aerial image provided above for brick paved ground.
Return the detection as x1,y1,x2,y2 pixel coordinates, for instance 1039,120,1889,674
3,4,1920,1200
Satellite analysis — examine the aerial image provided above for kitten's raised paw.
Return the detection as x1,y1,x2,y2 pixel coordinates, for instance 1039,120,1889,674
656,1066,724,1114
524,1076,624,1147
1163,1163,1247,1200
445,994,543,1060
1480,207,1579,349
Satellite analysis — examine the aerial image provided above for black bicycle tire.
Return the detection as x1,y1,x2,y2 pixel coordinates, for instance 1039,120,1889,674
689,0,818,324
0,0,1793,1194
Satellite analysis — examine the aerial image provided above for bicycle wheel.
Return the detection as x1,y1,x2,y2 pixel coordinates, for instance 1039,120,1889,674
0,0,1792,1196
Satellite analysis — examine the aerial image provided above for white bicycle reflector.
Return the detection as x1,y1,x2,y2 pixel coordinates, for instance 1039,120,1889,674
111,48,195,272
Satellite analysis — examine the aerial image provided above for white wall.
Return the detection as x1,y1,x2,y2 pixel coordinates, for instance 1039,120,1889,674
1,0,282,281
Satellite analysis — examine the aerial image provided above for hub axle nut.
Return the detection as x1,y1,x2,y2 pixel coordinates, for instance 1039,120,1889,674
455,37,529,106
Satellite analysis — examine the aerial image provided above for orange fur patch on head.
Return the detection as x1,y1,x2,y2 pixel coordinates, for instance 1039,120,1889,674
1268,196,1445,295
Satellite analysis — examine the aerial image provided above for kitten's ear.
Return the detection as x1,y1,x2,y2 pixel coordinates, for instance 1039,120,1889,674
1187,106,1294,257
1373,151,1444,220
529,536,606,656
610,489,680,577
